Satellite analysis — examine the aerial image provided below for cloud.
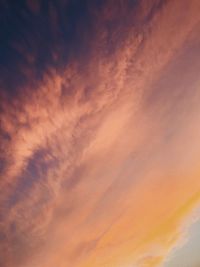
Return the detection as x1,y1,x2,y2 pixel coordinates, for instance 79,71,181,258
1,1,200,267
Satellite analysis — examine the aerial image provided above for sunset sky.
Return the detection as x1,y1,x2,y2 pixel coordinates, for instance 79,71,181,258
1,1,200,267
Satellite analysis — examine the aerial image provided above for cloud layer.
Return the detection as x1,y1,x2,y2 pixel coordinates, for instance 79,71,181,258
1,1,200,266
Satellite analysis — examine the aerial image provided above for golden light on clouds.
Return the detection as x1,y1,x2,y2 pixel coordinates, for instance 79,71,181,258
1,0,200,267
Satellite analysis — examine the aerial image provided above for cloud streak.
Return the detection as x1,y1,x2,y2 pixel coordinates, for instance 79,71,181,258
1,0,200,266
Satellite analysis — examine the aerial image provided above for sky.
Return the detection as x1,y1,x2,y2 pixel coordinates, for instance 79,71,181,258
164,209,200,267
1,0,200,267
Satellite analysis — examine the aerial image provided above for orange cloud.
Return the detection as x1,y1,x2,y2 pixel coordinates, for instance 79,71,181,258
1,1,200,267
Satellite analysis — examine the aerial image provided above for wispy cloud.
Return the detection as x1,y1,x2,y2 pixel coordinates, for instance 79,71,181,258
1,1,200,267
